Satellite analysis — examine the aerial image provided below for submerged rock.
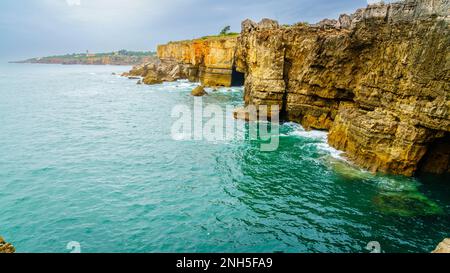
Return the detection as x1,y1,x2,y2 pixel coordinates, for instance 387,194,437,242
0,236,15,253
329,159,374,181
373,192,443,217
191,86,208,96
432,238,450,253
143,73,163,85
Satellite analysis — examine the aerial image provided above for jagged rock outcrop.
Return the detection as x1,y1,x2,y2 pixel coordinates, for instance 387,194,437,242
122,58,181,84
192,85,208,96
125,36,239,87
122,0,448,176
235,0,449,176
0,236,15,253
432,238,450,253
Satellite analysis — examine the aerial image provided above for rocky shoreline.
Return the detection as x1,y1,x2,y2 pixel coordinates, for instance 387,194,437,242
237,0,449,177
122,35,240,86
125,0,449,177
432,238,450,253
0,236,15,253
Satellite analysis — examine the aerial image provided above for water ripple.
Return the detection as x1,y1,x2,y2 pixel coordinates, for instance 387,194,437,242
0,64,449,253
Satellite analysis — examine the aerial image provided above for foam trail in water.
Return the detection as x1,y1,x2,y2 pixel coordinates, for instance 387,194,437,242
280,122,346,161
148,80,198,92
204,86,244,93
316,143,346,161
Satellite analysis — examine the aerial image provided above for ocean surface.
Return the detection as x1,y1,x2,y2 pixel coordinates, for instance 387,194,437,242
0,63,449,253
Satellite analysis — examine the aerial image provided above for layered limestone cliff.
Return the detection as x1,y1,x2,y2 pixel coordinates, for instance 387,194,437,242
235,0,449,176
124,0,448,176
158,37,239,86
125,36,240,87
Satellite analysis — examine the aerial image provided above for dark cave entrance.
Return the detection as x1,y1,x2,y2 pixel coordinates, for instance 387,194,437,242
231,65,245,86
418,132,450,175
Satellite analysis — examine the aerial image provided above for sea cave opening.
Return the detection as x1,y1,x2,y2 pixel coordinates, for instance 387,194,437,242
417,132,450,176
231,65,245,87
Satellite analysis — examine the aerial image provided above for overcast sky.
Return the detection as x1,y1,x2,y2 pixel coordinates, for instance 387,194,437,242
0,0,375,60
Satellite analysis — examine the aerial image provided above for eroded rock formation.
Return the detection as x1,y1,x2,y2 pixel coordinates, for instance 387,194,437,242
124,0,448,176
235,0,449,176
0,236,15,253
125,36,240,87
192,85,208,96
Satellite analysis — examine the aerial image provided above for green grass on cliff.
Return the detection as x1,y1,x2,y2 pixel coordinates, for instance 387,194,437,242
167,33,240,44
200,32,240,40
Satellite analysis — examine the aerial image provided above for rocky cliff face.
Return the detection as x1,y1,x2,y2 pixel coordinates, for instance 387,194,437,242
235,0,449,176
124,0,448,177
158,37,238,86
125,36,239,87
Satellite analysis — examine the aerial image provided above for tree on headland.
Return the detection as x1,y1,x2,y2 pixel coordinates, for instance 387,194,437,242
118,49,129,55
220,26,231,35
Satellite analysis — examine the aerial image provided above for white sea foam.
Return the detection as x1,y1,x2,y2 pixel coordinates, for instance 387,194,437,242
316,142,346,161
281,122,346,161
176,81,198,89
281,122,326,141
135,79,243,94
288,129,328,142
206,86,244,93
256,118,423,193
149,80,195,92
373,176,420,192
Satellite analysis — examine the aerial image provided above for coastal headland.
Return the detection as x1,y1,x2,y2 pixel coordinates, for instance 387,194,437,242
12,50,157,66
124,0,449,177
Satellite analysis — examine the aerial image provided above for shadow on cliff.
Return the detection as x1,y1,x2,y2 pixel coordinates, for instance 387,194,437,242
231,66,245,87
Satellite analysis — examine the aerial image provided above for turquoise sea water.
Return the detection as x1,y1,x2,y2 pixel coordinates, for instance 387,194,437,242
0,63,449,253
